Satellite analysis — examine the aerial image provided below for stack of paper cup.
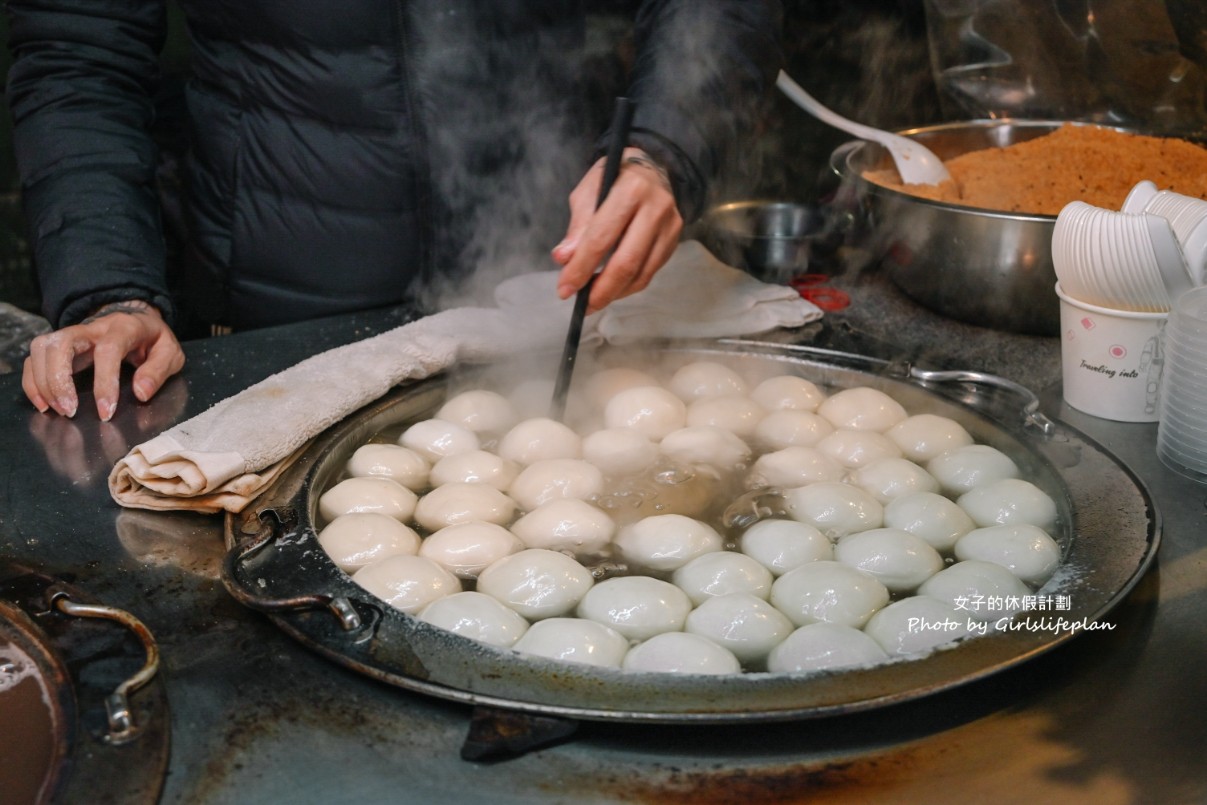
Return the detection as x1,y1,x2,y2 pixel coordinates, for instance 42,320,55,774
1156,286,1207,483
1052,182,1207,422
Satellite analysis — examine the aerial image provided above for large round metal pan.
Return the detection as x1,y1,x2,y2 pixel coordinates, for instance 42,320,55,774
223,341,1158,723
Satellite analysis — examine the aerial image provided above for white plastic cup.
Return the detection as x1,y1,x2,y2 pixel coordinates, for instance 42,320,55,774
1157,286,1207,482
1122,180,1207,286
1056,282,1167,422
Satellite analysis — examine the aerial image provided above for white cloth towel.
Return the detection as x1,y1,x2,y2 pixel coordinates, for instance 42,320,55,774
109,241,822,513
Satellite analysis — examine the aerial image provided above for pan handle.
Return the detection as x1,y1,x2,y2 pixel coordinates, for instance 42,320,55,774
222,509,362,631
907,367,1057,435
46,587,159,745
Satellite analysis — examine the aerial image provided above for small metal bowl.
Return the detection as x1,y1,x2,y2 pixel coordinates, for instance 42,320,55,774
699,200,833,283
831,120,1073,336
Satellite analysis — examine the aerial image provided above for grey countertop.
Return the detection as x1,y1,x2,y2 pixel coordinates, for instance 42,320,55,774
1,270,1204,804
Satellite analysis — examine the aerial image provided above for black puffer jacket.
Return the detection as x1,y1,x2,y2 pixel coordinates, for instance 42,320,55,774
7,1,782,331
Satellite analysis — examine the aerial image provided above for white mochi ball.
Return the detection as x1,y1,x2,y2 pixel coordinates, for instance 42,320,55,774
398,418,481,463
668,360,749,401
816,429,904,469
770,560,890,628
849,457,941,504
413,482,516,532
509,499,615,556
926,444,1020,495
957,478,1058,529
613,514,725,572
918,560,1032,622
684,593,795,666
747,446,845,489
886,414,974,462
417,591,529,647
508,459,604,511
752,409,835,451
345,443,430,491
475,549,594,620
576,576,693,641
817,386,908,431
658,426,752,473
782,482,884,538
511,618,629,669
749,375,826,412
685,395,765,438
833,528,945,593
954,524,1062,586
436,389,519,437
883,492,976,553
622,632,742,675
583,367,661,411
429,450,518,491
672,551,774,605
351,555,460,614
417,521,524,579
319,477,418,523
604,386,687,440
318,512,421,573
581,428,658,477
863,596,971,656
740,519,833,576
766,622,889,673
497,417,582,466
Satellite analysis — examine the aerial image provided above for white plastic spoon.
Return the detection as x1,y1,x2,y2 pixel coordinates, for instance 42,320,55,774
776,70,951,186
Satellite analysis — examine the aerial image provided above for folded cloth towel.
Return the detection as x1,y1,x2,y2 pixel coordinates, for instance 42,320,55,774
110,241,822,514
494,240,823,343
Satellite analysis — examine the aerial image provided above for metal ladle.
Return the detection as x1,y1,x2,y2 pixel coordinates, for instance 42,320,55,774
776,70,951,186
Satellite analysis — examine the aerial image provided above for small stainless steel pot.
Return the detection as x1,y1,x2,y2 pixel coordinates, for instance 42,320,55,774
831,120,1073,336
699,201,834,282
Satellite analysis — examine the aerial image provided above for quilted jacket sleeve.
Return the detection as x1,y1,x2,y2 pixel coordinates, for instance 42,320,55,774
620,0,784,222
6,0,174,327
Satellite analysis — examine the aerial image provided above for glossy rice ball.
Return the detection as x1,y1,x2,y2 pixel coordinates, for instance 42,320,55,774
511,618,629,669
917,560,1032,622
319,476,418,523
581,427,658,477
957,478,1058,529
883,492,976,553
747,446,844,489
748,375,826,413
398,418,481,463
476,549,595,620
417,521,524,579
413,482,516,532
817,386,908,432
668,360,749,401
752,409,835,451
740,519,833,576
613,513,725,572
926,444,1020,495
508,459,604,511
429,450,519,491
766,622,889,673
848,457,941,504
685,395,765,439
345,443,430,491
770,560,890,628
351,555,460,614
886,414,974,462
509,498,615,556
318,512,421,573
622,632,742,675
604,386,688,440
954,524,1061,586
672,550,774,605
782,482,884,538
863,595,971,656
497,417,582,466
816,429,904,469
833,528,945,594
684,593,795,667
436,389,519,437
417,591,529,648
576,576,693,641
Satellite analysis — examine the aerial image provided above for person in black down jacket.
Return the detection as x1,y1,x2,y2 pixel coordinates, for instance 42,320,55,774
9,1,783,420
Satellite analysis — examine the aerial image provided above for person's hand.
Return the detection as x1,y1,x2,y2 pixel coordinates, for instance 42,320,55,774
22,300,185,421
552,147,684,313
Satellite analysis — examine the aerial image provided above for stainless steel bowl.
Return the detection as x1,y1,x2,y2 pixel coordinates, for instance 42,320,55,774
831,120,1073,336
699,201,832,282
